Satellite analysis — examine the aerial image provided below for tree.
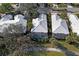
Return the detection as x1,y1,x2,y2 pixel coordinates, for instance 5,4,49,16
57,3,67,8
65,32,79,44
47,13,52,38
58,11,68,20
0,3,13,13
17,3,39,19
71,3,79,7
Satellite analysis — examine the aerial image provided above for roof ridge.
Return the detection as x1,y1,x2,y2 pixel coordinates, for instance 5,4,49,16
31,19,47,32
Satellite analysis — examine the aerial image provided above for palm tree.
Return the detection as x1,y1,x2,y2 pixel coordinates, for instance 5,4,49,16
65,32,78,44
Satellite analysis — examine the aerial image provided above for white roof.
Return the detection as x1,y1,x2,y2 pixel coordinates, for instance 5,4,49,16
67,5,73,8
14,14,25,20
67,13,79,35
0,14,12,21
0,14,27,33
0,14,26,25
32,18,39,27
51,13,69,34
31,14,48,33
14,14,27,26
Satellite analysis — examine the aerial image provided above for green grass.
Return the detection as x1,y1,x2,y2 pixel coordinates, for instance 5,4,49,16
46,51,65,56
26,51,65,56
59,41,79,52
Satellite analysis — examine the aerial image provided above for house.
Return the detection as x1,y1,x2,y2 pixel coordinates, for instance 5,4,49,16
31,13,48,40
67,4,79,12
67,13,79,35
13,14,27,33
0,14,27,36
51,13,69,39
0,14,13,21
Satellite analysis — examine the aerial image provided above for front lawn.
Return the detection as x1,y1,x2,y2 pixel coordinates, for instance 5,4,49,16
59,41,79,53
26,51,65,56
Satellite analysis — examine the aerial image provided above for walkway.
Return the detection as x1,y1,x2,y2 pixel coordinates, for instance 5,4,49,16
24,47,62,52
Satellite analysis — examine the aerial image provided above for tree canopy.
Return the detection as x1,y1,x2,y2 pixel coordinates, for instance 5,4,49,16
0,3,13,13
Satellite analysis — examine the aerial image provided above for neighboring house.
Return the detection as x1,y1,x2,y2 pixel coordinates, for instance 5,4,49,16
0,14,27,36
0,14,13,21
67,4,79,12
67,13,79,35
67,4,73,8
67,4,74,12
51,13,69,39
31,13,48,40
